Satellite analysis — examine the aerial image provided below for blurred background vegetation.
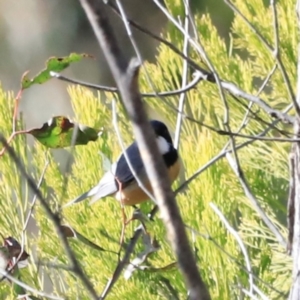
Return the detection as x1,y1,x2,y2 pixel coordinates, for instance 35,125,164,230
0,0,232,127
0,0,294,299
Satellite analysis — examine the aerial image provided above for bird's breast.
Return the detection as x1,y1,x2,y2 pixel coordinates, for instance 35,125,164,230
115,159,180,205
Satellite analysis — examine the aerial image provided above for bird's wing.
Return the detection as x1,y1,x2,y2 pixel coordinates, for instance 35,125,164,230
65,142,146,207
90,143,146,204
114,142,146,186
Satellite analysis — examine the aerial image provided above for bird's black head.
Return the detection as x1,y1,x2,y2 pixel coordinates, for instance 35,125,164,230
150,120,173,144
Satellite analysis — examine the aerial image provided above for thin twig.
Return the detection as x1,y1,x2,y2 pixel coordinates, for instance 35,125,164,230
214,77,294,124
14,160,50,278
50,69,202,98
23,160,50,231
223,0,298,117
270,0,297,117
287,3,300,298
185,225,285,297
231,63,278,137
51,67,295,138
210,203,254,295
233,63,278,136
174,1,190,149
106,1,211,77
0,269,63,300
226,153,286,247
100,225,143,300
224,0,273,50
0,130,28,157
241,288,259,300
152,0,294,124
51,73,296,141
78,1,211,299
176,103,293,195
109,0,293,124
12,89,23,133
253,285,269,300
115,0,161,96
0,135,98,299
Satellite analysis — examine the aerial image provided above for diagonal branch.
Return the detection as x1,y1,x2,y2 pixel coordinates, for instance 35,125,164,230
0,135,98,300
78,0,211,299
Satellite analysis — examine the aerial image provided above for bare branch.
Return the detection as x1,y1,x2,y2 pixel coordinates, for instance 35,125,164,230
78,0,211,299
223,0,299,118
176,102,293,195
107,0,294,125
0,135,98,299
226,153,286,247
174,1,190,149
210,203,254,295
0,269,63,300
100,225,141,300
210,75,294,124
287,3,300,293
50,69,202,98
185,225,286,297
14,160,50,278
106,0,211,76
152,0,294,124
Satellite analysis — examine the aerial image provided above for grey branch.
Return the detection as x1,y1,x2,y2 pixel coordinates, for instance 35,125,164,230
78,0,211,299
287,2,300,299
0,135,98,300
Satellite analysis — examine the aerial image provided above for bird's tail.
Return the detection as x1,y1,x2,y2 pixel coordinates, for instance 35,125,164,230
64,186,98,208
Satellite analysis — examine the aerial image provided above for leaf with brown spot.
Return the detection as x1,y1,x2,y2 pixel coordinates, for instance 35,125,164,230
26,116,102,148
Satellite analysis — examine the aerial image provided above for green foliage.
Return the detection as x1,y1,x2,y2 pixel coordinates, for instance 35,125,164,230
0,0,295,298
26,116,101,148
0,87,43,297
21,53,91,89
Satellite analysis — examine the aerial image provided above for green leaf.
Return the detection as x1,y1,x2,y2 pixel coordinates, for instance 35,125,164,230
26,116,102,148
21,53,91,89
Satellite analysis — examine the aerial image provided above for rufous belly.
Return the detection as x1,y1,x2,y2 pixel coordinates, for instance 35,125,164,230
114,160,180,206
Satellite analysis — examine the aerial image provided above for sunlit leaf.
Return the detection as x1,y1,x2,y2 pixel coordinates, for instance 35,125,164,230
21,53,92,89
26,116,102,148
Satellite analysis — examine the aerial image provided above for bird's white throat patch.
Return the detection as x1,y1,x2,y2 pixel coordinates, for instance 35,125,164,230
156,136,170,155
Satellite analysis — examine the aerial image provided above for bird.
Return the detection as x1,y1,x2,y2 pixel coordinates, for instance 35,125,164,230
64,120,180,207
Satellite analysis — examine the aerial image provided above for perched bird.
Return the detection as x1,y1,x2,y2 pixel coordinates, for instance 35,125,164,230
64,120,180,207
